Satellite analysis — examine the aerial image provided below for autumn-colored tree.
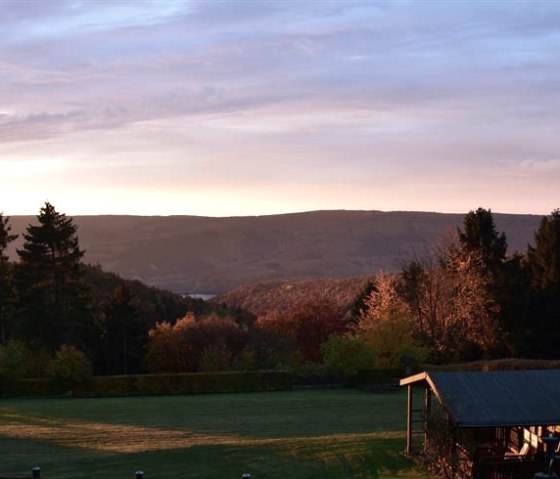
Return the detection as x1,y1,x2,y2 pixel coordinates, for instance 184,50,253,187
253,296,348,363
253,314,298,368
457,207,525,355
147,313,248,373
295,298,350,362
355,273,426,368
400,241,501,361
439,244,500,358
145,316,184,373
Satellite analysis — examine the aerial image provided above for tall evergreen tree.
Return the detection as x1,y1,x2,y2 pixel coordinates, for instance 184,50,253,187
528,209,560,291
0,213,18,344
525,209,560,355
458,207,507,273
457,207,531,356
14,202,91,350
102,284,145,374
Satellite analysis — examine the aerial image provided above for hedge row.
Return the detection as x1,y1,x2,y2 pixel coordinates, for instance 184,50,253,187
9,370,293,398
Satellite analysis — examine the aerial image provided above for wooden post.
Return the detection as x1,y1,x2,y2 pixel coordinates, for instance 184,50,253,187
406,384,413,454
449,416,457,479
424,386,431,447
32,467,40,479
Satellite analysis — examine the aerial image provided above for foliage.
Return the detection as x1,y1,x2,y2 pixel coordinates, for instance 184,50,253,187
0,213,17,344
525,209,560,354
101,284,144,375
400,243,500,362
348,279,376,323
216,276,374,319
7,203,560,375
199,339,233,372
528,209,560,291
83,264,219,325
0,341,50,394
363,318,428,370
358,273,410,327
457,207,528,356
147,313,248,373
252,317,298,369
355,274,427,368
83,264,232,375
256,295,348,363
46,345,93,386
321,334,375,378
14,202,93,350
458,207,507,272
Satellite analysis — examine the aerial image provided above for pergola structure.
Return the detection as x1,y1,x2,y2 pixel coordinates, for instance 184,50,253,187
400,370,560,479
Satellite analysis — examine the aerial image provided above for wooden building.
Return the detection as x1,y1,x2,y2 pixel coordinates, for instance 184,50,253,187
400,370,560,479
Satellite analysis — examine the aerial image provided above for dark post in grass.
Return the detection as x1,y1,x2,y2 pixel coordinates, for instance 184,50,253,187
242,474,252,479
31,467,40,479
135,470,144,479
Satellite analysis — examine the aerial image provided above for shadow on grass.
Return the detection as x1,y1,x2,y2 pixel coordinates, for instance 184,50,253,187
0,433,429,479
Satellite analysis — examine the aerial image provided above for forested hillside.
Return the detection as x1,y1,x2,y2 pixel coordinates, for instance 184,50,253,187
7,210,541,293
215,275,373,318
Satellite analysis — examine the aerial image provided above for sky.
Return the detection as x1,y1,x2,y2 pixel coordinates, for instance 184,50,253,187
1,0,559,217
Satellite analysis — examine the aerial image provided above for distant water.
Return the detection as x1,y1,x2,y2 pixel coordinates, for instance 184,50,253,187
183,293,215,301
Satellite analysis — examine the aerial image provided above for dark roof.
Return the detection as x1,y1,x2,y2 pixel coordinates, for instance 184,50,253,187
400,370,560,428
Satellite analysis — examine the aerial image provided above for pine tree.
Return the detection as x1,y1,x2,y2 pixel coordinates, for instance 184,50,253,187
458,207,507,273
14,202,91,350
103,284,144,374
528,209,560,292
0,213,18,344
525,209,560,355
457,207,528,356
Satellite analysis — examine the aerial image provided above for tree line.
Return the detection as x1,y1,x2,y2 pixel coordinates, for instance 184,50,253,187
0,202,222,377
345,207,560,369
1,203,559,381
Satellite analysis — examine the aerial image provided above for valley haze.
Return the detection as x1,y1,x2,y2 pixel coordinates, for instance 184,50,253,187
8,210,541,294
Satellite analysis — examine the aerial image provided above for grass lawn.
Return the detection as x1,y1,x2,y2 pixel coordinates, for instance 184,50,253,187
0,389,431,479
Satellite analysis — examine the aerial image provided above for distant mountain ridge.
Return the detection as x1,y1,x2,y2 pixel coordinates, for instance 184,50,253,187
7,210,542,294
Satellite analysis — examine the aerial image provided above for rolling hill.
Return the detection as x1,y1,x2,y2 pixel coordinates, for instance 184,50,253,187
7,210,542,294
214,275,375,318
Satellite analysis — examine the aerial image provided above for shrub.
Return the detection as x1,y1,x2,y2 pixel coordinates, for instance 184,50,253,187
46,345,93,392
199,339,233,372
0,341,50,396
358,315,427,370
322,334,375,379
